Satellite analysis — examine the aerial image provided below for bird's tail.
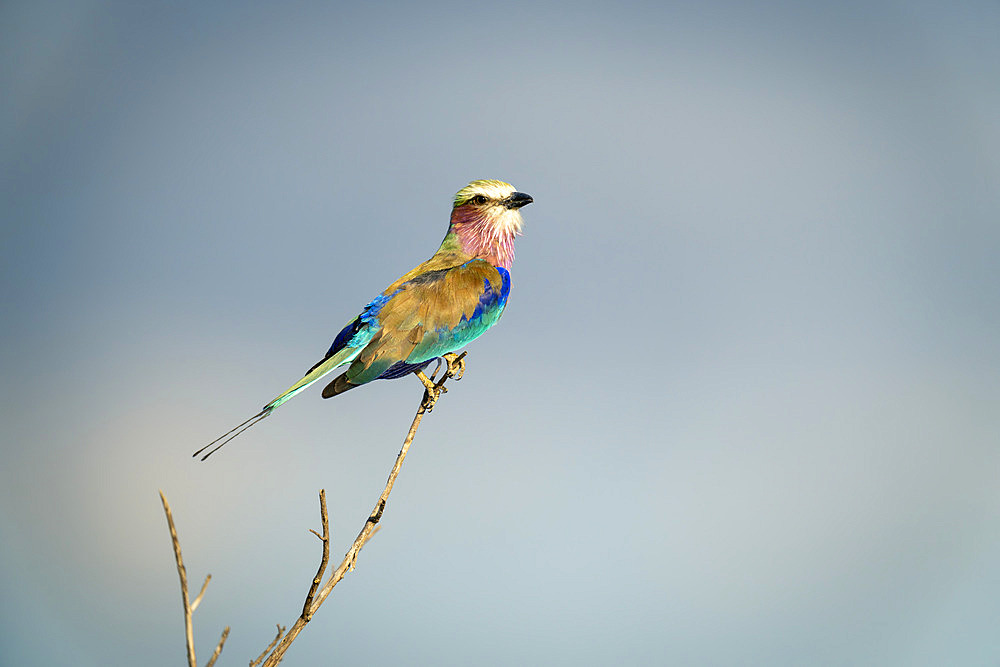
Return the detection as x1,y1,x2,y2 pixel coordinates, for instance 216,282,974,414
261,345,361,412
193,347,359,460
192,409,272,460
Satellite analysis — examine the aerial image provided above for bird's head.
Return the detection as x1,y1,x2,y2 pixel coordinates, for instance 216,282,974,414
449,179,532,269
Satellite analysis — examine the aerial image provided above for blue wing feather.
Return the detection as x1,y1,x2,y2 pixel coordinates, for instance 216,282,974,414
326,317,360,357
313,289,403,371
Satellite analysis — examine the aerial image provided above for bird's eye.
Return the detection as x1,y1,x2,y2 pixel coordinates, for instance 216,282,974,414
470,195,488,205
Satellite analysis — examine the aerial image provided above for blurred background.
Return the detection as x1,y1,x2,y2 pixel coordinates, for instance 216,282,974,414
2,1,999,664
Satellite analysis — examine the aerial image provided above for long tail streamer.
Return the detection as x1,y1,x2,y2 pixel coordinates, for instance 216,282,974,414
193,409,271,461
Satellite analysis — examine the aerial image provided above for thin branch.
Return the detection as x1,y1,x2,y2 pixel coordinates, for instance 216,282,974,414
204,627,230,667
159,490,197,667
250,625,285,667
259,352,466,666
190,574,211,613
302,490,330,620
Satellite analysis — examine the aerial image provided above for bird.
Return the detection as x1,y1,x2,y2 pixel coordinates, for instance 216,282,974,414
194,179,532,460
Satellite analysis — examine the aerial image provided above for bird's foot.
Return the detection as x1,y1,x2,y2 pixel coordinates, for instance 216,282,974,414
442,352,466,381
415,352,466,411
415,370,447,411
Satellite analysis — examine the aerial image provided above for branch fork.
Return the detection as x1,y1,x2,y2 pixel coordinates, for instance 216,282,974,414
159,491,230,667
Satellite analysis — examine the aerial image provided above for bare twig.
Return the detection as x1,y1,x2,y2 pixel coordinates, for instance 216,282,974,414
258,353,466,666
205,627,230,667
160,490,198,667
302,490,330,620
161,491,228,667
191,574,211,613
162,354,467,666
250,625,285,667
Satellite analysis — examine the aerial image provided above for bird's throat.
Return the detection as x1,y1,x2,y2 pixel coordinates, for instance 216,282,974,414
448,206,521,269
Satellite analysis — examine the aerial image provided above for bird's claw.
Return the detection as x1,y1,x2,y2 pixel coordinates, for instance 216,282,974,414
415,370,447,411
415,353,466,411
442,352,466,381
421,384,447,411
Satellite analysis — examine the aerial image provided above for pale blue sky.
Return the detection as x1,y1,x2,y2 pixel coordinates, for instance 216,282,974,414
2,1,1000,664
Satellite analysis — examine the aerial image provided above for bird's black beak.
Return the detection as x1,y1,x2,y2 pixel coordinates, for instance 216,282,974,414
504,192,534,209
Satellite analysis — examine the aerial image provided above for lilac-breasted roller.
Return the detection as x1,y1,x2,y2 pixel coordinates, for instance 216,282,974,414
195,179,532,459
